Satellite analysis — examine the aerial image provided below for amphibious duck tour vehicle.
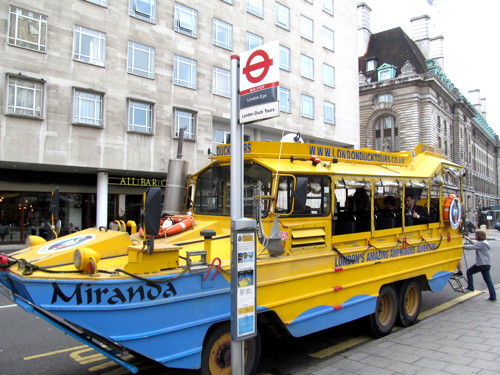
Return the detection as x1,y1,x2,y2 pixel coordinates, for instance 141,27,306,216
0,140,465,374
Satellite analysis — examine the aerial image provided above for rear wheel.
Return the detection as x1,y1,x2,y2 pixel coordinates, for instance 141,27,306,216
369,285,398,338
201,323,261,375
398,279,422,326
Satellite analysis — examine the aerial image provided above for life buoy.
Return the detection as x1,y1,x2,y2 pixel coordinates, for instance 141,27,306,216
443,194,461,229
442,194,456,221
139,215,195,238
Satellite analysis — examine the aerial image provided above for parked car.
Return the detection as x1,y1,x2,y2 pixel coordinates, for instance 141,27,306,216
494,220,500,231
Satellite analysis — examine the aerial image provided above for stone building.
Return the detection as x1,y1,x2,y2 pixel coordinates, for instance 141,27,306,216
357,3,499,224
0,0,359,245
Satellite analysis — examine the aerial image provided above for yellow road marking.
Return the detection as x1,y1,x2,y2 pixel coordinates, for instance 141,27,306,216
24,345,88,360
308,336,369,359
418,290,482,319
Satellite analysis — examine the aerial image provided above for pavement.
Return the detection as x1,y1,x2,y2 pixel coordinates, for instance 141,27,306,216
296,229,500,375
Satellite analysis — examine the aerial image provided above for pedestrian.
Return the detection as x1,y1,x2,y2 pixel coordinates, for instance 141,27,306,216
464,230,497,301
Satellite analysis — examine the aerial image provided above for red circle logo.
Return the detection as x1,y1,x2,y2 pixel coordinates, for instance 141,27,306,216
242,49,274,84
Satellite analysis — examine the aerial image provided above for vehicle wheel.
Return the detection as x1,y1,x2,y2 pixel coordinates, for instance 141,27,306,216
200,323,261,375
369,285,398,338
397,279,422,327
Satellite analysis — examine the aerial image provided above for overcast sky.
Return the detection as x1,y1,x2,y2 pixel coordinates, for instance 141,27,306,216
365,0,500,135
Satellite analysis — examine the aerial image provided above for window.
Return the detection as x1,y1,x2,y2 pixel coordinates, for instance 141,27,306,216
128,99,153,134
7,76,44,118
129,0,156,23
375,93,393,104
322,27,334,51
213,67,231,97
73,26,106,66
323,0,334,14
279,45,290,71
73,89,103,126
300,15,313,41
127,41,155,78
275,3,290,30
366,59,377,71
173,55,196,89
247,0,263,18
175,109,195,140
213,19,232,50
324,101,335,124
300,54,314,80
174,3,197,37
323,64,335,87
375,114,398,152
8,6,47,53
85,0,107,6
377,63,397,81
279,87,291,113
301,94,314,119
215,129,231,145
246,32,263,51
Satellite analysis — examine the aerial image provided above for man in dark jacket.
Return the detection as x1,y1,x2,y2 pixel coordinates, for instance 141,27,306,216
404,193,430,225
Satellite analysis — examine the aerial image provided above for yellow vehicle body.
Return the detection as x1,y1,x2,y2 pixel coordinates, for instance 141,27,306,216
0,141,464,373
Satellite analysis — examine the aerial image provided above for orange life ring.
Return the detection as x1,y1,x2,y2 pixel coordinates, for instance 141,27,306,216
442,194,456,221
139,215,195,238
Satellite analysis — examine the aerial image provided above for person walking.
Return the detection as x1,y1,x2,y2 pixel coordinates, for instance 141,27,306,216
464,230,497,301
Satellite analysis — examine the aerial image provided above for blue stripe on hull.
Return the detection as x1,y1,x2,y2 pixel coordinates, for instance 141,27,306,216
4,271,232,370
287,294,377,337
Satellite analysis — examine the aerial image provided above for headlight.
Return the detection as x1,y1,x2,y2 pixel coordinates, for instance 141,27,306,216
73,247,100,274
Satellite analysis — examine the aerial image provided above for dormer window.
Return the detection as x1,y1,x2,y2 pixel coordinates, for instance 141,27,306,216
366,58,377,72
377,63,397,81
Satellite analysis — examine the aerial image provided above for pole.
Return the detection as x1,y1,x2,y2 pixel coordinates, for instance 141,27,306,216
230,54,245,375
96,171,108,228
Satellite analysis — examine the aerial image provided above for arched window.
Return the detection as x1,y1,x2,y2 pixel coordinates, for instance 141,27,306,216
374,114,398,152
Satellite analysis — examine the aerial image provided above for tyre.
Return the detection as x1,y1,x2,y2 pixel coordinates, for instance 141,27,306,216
369,285,398,338
201,322,261,375
397,279,422,327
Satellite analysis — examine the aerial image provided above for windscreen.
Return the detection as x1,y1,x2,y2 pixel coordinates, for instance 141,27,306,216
194,163,272,216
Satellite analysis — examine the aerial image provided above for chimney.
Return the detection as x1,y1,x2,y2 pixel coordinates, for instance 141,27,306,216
429,35,444,70
411,15,430,59
357,3,372,57
468,89,487,119
480,98,487,120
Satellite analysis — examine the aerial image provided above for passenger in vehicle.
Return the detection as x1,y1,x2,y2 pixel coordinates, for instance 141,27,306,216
382,196,397,213
404,192,430,225
353,188,370,213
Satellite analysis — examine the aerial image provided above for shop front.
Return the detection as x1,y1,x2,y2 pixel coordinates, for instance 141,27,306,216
0,169,165,246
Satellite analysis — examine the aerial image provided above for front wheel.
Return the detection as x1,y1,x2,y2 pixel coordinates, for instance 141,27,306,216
369,285,398,338
398,279,422,326
201,323,261,375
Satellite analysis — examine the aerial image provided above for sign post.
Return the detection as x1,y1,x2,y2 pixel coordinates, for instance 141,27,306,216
230,41,279,374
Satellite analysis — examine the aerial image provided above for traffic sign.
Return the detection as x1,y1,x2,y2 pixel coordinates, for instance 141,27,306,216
239,41,280,124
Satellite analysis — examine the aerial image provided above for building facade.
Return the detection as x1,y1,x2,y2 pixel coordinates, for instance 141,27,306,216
357,3,499,225
0,0,360,245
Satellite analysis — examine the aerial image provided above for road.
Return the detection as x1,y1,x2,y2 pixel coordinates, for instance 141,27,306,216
1,230,499,375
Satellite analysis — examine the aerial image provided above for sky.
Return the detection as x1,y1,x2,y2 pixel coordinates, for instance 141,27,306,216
365,0,500,134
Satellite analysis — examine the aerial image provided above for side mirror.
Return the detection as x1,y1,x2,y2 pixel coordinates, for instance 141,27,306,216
294,177,308,213
142,187,162,254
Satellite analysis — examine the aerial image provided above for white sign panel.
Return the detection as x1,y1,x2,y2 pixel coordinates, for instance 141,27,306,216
239,41,280,124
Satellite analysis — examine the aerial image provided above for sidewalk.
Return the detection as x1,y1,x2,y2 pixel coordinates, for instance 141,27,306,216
299,289,500,375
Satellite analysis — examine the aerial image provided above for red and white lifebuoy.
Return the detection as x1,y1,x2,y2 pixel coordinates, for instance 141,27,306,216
443,194,461,229
139,215,195,238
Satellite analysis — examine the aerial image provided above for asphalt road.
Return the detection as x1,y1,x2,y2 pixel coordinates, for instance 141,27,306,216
1,231,499,375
